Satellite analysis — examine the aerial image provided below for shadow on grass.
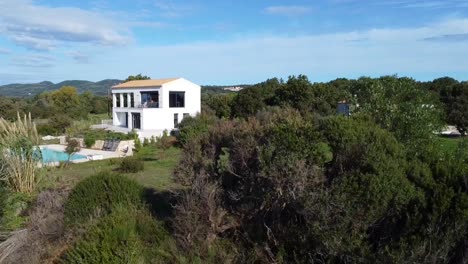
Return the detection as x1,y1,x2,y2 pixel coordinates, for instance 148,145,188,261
143,188,182,228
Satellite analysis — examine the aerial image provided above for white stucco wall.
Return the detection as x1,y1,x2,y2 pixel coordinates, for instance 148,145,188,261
110,78,201,134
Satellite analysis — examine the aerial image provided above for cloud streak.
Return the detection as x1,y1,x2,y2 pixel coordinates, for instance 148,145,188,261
12,54,56,68
264,6,313,16
372,0,468,9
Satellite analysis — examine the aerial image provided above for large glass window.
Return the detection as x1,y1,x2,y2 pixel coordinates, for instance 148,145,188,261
115,93,120,107
140,92,159,108
169,92,185,108
130,93,134,107
123,93,128,107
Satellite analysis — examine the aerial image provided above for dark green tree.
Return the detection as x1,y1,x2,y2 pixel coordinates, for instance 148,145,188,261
231,78,282,118
124,74,151,82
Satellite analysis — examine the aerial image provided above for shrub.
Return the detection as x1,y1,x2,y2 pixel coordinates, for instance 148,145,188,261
177,113,218,145
37,123,58,136
84,135,96,148
64,171,144,226
62,205,173,264
65,139,81,164
0,113,42,193
118,156,144,173
156,130,175,151
49,114,72,134
0,186,31,230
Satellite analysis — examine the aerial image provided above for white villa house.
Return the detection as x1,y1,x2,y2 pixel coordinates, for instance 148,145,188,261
110,78,201,138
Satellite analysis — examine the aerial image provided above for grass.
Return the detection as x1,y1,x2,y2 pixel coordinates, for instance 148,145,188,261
436,136,464,153
44,146,182,191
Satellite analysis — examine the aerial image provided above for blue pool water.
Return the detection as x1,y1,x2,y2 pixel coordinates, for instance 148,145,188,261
40,148,87,163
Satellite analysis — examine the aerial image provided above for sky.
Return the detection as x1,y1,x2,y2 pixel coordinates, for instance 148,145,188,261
1,0,468,85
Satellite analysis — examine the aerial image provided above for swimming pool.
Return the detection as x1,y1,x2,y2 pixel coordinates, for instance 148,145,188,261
40,148,87,163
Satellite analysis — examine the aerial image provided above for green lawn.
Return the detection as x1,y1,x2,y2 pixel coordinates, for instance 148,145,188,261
44,146,182,191
436,137,464,153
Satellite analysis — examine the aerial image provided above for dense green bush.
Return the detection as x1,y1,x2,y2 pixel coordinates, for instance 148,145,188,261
118,156,144,173
63,205,173,264
64,171,144,226
37,123,59,136
0,186,31,230
84,135,96,148
177,113,218,145
173,105,468,263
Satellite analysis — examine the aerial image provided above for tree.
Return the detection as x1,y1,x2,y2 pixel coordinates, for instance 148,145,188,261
49,86,87,119
445,83,468,135
124,74,150,82
231,78,282,118
202,93,236,118
350,76,444,151
65,139,81,165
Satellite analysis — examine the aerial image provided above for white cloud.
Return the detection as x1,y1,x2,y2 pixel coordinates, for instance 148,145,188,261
3,17,468,84
0,0,131,51
264,6,313,16
91,17,468,83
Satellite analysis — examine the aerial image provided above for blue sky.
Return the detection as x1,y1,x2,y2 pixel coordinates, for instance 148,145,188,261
1,0,468,85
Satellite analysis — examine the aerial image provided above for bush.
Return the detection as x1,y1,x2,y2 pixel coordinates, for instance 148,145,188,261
177,113,218,145
37,123,58,136
156,130,175,150
62,205,173,264
84,135,96,148
118,157,144,173
50,114,73,134
0,186,31,230
64,171,144,226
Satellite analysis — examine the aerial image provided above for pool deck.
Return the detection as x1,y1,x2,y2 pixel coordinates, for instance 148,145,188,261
40,144,123,164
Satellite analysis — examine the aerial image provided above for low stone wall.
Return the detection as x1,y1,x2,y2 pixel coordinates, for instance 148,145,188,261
91,140,105,150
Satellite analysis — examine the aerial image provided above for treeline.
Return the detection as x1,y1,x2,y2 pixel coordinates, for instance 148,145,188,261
0,86,109,135
173,75,468,263
203,75,467,135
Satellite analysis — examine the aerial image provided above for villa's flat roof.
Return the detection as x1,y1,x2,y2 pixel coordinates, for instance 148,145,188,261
112,78,180,89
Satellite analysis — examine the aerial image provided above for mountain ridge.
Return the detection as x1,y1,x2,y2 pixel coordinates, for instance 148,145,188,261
0,79,246,97
0,79,122,97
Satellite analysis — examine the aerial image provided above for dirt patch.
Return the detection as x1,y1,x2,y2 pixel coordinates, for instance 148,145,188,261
0,188,71,263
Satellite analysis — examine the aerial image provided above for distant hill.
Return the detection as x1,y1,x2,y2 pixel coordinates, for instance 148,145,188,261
0,79,122,97
0,80,247,97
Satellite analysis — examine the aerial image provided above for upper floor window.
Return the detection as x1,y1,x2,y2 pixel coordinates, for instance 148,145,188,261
141,91,159,108
169,92,185,108
130,93,134,108
115,93,121,107
123,93,128,107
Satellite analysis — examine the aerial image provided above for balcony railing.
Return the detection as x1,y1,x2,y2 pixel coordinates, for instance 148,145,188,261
137,102,159,108
114,102,159,108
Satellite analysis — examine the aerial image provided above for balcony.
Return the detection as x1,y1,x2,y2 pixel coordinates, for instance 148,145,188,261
137,102,159,108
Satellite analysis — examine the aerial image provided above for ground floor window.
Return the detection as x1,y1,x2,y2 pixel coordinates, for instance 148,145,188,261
174,113,179,127
132,113,141,129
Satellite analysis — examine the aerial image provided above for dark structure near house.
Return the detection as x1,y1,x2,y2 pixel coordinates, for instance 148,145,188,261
337,101,351,117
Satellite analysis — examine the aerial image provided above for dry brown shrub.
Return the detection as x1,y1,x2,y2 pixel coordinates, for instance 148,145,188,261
0,188,71,264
